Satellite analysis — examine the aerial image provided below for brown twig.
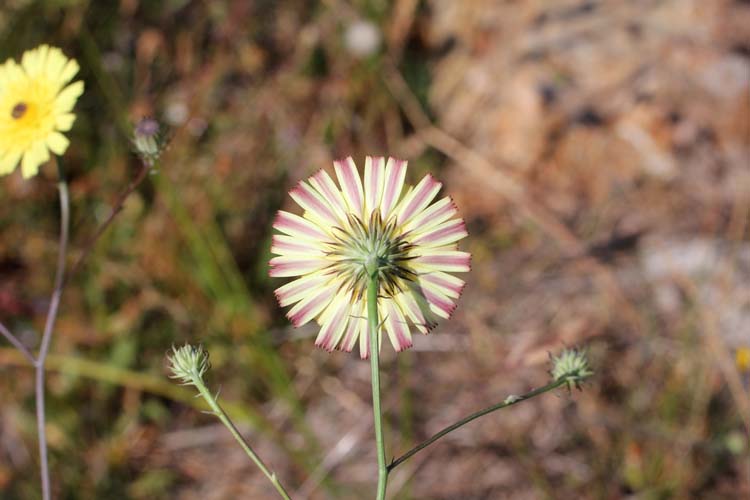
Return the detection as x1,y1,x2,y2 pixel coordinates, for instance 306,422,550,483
65,161,151,284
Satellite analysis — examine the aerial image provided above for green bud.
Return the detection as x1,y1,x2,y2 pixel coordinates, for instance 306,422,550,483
133,118,162,166
550,348,593,390
167,344,210,385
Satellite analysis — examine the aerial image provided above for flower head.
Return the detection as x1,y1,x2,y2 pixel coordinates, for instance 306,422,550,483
271,156,470,358
0,45,84,178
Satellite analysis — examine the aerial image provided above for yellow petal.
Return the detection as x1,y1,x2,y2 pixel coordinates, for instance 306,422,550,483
45,47,68,81
54,81,84,112
59,58,80,84
21,142,49,178
0,150,21,176
55,113,76,131
46,131,70,155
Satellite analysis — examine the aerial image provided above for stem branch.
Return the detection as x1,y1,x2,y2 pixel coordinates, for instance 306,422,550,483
387,377,568,472
0,321,35,364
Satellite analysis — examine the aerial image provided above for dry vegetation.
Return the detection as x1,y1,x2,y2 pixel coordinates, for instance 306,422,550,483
0,0,748,498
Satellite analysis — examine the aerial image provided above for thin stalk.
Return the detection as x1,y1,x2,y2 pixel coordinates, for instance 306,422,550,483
367,268,388,500
192,376,292,500
35,178,70,500
386,377,569,472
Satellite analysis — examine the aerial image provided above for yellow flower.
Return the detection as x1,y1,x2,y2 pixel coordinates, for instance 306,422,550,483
0,45,84,178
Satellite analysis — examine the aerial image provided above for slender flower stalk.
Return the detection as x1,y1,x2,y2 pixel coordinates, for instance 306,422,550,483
367,265,388,500
35,174,69,500
167,345,292,500
387,348,593,472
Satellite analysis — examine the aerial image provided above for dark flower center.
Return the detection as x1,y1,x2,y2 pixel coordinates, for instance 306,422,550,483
11,102,27,119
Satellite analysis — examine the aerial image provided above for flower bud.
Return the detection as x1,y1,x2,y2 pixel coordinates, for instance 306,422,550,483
167,344,210,385
551,348,593,390
133,117,162,166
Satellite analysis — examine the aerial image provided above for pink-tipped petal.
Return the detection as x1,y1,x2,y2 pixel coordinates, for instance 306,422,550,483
273,210,331,241
315,293,351,351
414,250,471,273
287,284,337,327
384,299,413,351
289,181,339,226
359,315,371,360
396,174,442,225
309,169,348,222
419,271,465,299
334,157,364,216
271,234,326,256
269,256,327,277
274,273,330,307
420,285,457,319
412,218,468,247
394,291,432,334
364,156,385,218
402,196,458,234
380,158,407,218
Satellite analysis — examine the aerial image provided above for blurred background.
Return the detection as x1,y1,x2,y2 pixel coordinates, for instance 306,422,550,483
0,0,749,498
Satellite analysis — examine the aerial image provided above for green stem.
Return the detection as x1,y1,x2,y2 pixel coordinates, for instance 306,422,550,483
367,270,388,500
192,375,292,500
386,377,569,472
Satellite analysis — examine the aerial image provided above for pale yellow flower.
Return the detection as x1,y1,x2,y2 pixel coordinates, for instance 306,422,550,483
271,156,470,358
0,45,83,178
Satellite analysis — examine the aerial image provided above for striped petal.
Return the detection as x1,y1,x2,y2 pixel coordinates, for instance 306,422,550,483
413,250,471,273
418,281,458,319
393,291,433,334
269,255,327,277
289,180,340,226
419,271,465,299
308,169,348,223
383,298,413,351
340,300,364,353
315,291,352,351
287,283,337,327
273,210,331,241
334,157,364,216
274,273,331,307
412,218,467,247
364,156,385,218
271,234,326,256
380,158,407,218
396,174,442,225
401,196,457,234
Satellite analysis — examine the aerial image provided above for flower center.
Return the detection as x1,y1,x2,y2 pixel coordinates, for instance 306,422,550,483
11,102,27,119
327,211,417,300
